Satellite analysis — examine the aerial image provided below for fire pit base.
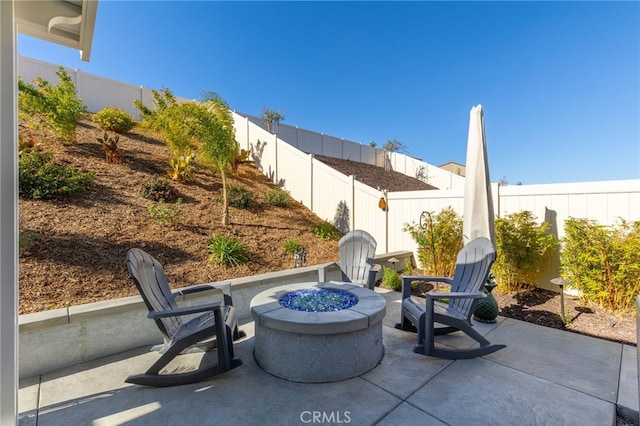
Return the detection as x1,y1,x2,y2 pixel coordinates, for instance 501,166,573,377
250,282,386,383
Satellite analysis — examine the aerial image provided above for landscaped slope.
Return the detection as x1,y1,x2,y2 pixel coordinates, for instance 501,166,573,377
18,119,341,314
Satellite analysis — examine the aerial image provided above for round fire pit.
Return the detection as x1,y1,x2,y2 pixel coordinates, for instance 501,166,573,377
250,282,386,383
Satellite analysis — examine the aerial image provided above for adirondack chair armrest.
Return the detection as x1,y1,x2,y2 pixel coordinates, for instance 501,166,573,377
407,276,454,285
424,291,485,301
147,301,224,319
423,291,485,330
401,276,454,299
318,262,339,282
174,282,233,306
174,284,215,296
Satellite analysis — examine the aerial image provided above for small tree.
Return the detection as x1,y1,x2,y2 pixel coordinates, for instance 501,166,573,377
403,207,463,277
18,66,87,142
134,88,200,181
260,107,285,133
382,138,407,153
195,94,238,225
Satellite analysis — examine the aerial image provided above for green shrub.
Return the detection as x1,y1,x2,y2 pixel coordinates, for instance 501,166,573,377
168,150,197,182
19,231,41,256
140,177,178,203
92,107,136,133
313,220,340,240
493,211,557,292
18,66,87,142
226,184,254,208
382,267,402,291
403,207,462,277
284,239,303,254
148,199,182,226
19,150,95,199
263,188,291,207
561,218,640,312
402,259,414,275
208,234,250,267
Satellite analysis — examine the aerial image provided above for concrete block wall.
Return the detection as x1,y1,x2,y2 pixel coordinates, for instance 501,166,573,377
18,261,349,378
18,251,415,378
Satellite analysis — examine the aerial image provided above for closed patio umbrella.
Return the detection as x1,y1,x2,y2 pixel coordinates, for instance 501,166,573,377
462,104,496,248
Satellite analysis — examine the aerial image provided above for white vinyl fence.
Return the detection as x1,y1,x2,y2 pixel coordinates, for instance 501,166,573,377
236,112,640,290
19,55,640,290
386,181,639,289
242,113,464,190
18,55,193,120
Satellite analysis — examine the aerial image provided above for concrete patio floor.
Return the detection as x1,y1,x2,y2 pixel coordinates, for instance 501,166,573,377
18,289,637,425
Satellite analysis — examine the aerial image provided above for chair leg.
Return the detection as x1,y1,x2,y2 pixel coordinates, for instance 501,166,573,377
394,313,418,333
125,363,237,387
418,311,506,360
414,299,434,355
214,306,232,373
233,324,246,340
394,299,421,333
432,343,506,360
461,322,492,347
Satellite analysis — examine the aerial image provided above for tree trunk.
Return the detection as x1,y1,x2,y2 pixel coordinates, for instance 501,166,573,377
220,172,230,225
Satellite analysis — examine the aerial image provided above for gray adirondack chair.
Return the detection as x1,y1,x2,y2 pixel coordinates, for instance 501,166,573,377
395,237,505,359
319,229,380,289
125,248,242,387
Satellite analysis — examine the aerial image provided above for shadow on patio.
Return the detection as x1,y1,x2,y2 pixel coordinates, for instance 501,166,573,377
19,289,637,426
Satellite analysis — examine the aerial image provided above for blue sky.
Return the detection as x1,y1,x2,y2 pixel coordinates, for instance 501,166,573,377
18,1,640,185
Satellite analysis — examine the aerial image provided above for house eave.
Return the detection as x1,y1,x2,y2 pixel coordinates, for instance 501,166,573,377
14,0,98,61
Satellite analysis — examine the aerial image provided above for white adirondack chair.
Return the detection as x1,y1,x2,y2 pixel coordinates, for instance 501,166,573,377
319,230,380,290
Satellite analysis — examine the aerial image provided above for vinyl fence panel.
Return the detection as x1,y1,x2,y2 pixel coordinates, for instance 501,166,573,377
386,188,465,268
274,125,296,148
76,72,141,116
360,145,377,166
342,140,362,163
232,113,250,151
352,181,386,251
18,55,66,86
297,128,323,156
276,143,313,208
321,134,343,159
311,160,354,232
498,180,640,239
247,124,278,183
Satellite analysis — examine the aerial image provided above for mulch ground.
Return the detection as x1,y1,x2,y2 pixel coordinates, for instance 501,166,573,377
408,280,635,346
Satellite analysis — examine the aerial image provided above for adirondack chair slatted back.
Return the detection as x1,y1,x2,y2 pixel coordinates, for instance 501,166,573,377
339,230,377,285
448,238,496,318
126,248,182,340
